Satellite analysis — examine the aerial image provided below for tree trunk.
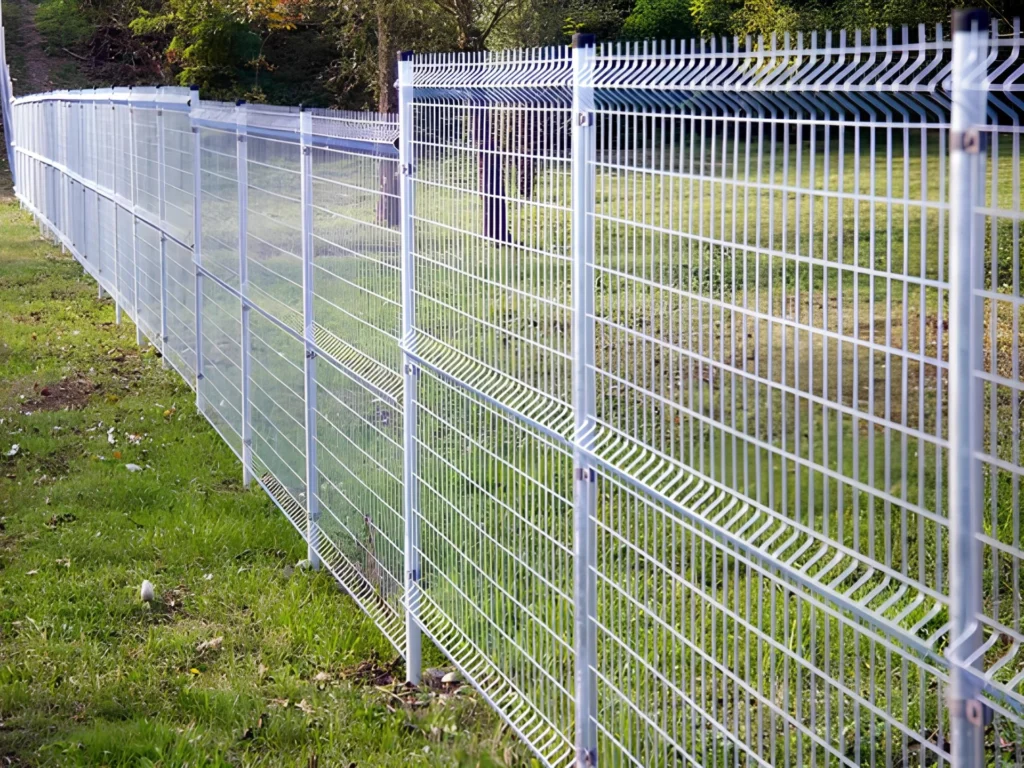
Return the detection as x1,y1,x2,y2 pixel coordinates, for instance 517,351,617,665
475,108,511,243
375,0,400,228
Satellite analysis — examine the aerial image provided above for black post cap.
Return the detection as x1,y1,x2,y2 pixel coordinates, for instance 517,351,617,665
572,33,596,48
953,8,989,32
398,50,414,61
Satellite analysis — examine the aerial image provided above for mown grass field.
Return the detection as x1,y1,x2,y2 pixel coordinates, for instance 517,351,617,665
0,180,529,766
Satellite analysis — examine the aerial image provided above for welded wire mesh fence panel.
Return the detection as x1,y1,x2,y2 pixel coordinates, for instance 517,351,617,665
584,30,962,767
8,22,1024,766
164,237,196,379
407,50,577,766
132,101,161,221
308,111,407,651
134,220,163,342
199,277,244,457
197,109,240,289
116,205,136,316
161,108,194,245
246,107,303,331
98,196,116,288
248,309,308,531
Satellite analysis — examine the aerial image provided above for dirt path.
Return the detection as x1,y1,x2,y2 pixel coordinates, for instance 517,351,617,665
3,0,60,94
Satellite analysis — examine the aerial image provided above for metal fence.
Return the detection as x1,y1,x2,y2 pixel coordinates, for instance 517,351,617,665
3,11,1024,767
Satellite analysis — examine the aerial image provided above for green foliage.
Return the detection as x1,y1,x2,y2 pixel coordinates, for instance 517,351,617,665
35,0,94,51
621,0,696,40
130,0,263,97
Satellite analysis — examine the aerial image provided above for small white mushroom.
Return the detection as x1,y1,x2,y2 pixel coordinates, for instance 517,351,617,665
140,580,155,602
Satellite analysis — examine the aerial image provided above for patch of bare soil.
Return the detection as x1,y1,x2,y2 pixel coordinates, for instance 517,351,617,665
342,654,403,687
23,377,96,412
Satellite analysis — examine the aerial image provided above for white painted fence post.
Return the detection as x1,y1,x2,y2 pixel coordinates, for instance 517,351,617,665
129,89,143,348
397,50,421,686
299,107,321,571
237,100,253,487
948,8,991,768
156,89,170,369
111,94,122,326
571,32,598,768
191,85,204,407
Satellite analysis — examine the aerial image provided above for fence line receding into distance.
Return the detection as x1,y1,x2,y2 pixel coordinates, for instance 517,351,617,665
2,12,1024,767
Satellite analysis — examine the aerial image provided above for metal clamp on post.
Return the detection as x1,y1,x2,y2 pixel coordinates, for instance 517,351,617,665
948,695,994,727
951,128,988,154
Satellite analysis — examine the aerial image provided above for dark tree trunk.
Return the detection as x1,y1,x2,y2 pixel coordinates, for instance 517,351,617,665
475,108,510,243
515,107,540,198
375,0,400,228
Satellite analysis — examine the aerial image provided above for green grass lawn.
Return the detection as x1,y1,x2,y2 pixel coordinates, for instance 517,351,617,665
0,190,529,767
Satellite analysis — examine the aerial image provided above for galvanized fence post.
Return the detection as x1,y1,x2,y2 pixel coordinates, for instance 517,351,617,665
92,99,104,300
299,108,321,571
236,100,253,487
112,95,122,326
191,86,204,407
948,8,990,767
156,90,170,368
397,50,421,686
129,89,143,348
570,33,598,768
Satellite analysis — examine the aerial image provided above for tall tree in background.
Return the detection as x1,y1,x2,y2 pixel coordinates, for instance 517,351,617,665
376,0,400,226
426,0,529,242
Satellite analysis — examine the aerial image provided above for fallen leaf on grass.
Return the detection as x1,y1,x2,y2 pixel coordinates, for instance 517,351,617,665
125,464,143,472
5,445,19,458
196,636,224,653
26,570,38,576
268,698,289,708
295,699,314,715
189,668,201,675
